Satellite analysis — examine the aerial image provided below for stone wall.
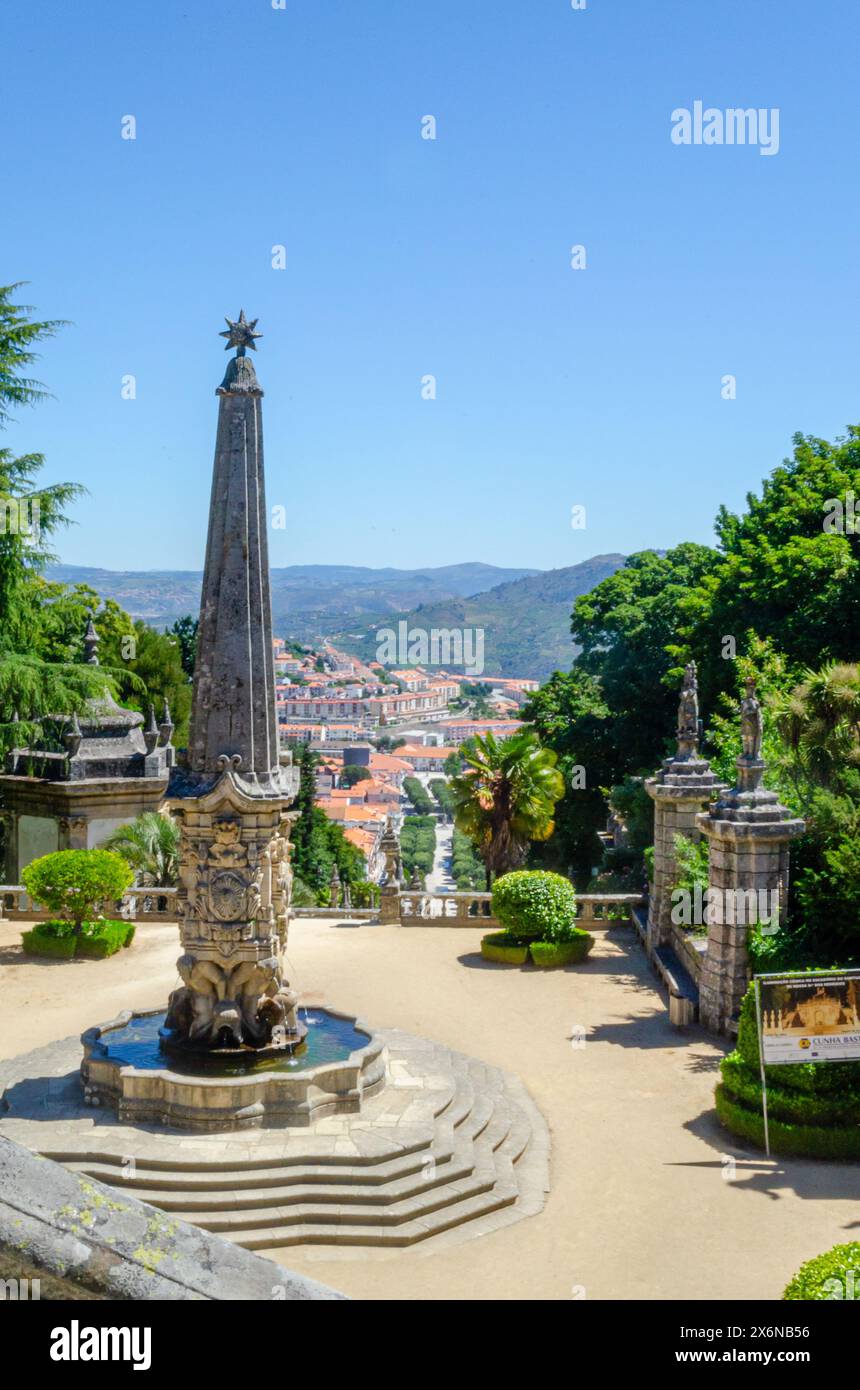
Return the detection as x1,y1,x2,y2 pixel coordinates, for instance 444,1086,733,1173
0,1135,344,1301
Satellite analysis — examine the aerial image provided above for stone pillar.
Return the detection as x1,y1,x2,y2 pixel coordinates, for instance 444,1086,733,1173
697,682,805,1035
378,817,402,924
645,663,725,952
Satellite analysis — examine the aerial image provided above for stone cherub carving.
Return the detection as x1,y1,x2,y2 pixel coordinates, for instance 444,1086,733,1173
740,677,764,760
208,817,247,869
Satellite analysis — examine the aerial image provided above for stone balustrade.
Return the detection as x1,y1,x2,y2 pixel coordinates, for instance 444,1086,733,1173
0,885,180,924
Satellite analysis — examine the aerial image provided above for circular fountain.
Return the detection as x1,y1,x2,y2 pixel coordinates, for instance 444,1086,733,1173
81,1006,386,1131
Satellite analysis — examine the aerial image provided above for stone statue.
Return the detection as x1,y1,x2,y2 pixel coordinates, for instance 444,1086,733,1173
674,659,701,760
740,678,763,760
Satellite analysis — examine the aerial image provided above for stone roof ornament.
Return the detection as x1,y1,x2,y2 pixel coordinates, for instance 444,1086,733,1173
159,699,174,748
64,710,83,759
143,704,159,755
84,617,99,666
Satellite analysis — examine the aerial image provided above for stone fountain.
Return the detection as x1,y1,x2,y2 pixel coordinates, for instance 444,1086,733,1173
80,314,385,1127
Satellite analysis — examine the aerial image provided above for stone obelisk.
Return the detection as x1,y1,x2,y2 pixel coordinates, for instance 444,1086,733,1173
164,313,300,1054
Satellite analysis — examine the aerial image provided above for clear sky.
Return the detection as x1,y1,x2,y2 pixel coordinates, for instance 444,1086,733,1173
3,0,859,574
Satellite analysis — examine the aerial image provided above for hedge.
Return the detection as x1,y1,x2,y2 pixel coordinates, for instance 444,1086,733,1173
783,1243,860,1300
530,934,593,968
481,931,529,965
21,918,136,960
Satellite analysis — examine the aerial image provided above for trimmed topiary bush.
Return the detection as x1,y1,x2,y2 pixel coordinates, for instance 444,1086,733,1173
480,931,530,965
21,918,135,960
529,933,593,968
491,871,577,941
715,980,860,1160
22,849,134,938
784,1243,860,1300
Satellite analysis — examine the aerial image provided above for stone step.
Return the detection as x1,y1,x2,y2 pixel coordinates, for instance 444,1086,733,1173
89,1154,480,1214
62,1138,460,1192
172,1164,501,1234
231,1182,520,1249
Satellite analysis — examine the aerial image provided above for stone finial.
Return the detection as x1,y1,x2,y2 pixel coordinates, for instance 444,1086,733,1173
219,309,262,357
329,862,341,908
676,660,700,759
159,698,174,747
84,617,99,666
64,710,83,759
144,704,159,755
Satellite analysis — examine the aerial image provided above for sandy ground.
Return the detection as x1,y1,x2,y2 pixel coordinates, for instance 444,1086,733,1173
1,914,857,1301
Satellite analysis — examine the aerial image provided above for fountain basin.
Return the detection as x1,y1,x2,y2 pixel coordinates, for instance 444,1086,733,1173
81,1007,387,1131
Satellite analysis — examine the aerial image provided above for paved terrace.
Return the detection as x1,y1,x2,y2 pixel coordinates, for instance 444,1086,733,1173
1,914,857,1301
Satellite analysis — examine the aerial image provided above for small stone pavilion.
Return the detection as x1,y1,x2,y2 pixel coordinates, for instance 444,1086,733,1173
0,620,174,881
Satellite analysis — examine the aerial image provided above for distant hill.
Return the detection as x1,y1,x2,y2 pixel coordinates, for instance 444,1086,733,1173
45,562,541,639
332,554,627,681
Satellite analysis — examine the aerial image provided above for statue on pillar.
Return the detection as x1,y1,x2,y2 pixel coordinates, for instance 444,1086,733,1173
676,661,700,758
740,678,764,760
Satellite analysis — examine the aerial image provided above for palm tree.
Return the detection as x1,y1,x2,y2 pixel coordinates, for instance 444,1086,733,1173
773,662,860,800
100,811,180,887
449,729,565,886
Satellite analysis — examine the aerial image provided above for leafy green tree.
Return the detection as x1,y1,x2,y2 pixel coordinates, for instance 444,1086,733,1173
168,616,198,679
340,764,372,787
22,848,133,938
678,429,860,710
571,543,720,774
403,776,433,815
520,668,615,880
100,811,180,887
119,621,192,746
450,729,564,886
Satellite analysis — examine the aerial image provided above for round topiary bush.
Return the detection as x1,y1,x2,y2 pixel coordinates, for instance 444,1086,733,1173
480,931,529,965
715,981,860,1160
491,871,577,941
783,1243,860,1300
22,849,134,938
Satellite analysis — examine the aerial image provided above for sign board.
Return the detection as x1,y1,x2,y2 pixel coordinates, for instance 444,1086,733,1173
757,970,860,1066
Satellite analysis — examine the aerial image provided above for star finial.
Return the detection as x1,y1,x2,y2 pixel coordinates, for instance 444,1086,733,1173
219,310,262,357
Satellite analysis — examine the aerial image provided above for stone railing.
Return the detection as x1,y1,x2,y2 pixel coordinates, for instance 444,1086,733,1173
0,885,180,924
397,890,644,929
399,891,498,925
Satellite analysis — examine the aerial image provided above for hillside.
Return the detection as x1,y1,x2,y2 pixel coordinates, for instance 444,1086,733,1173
46,562,540,639
332,554,627,680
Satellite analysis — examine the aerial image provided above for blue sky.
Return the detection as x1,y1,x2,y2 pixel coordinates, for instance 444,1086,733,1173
2,0,859,573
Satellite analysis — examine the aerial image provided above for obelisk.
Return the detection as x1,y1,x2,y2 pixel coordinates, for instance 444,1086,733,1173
164,313,300,1054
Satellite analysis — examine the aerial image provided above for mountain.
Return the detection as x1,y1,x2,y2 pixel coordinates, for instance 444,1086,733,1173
331,554,627,681
45,562,541,638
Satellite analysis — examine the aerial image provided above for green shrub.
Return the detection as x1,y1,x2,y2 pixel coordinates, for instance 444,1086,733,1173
20,924,77,958
480,931,529,965
783,1243,860,1300
529,933,593,968
21,918,134,960
22,849,133,935
77,919,135,958
491,870,576,941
